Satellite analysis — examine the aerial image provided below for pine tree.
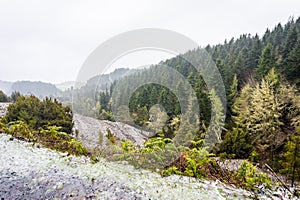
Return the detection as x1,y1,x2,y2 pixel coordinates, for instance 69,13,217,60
205,89,225,150
247,69,284,159
280,135,300,186
229,74,238,108
232,84,252,128
0,90,9,102
249,34,262,68
220,83,253,158
282,25,298,60
284,39,300,86
134,106,148,126
256,43,275,78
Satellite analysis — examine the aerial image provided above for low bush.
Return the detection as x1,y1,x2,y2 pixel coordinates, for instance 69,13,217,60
4,96,73,134
235,161,272,191
3,121,88,156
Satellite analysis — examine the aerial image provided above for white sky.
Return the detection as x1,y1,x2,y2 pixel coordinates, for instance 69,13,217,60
0,0,299,84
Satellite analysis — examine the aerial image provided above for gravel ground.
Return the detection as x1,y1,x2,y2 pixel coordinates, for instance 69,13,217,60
0,103,9,117
0,133,257,200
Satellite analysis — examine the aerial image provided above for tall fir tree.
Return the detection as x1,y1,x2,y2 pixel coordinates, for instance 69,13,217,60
284,39,300,86
256,43,275,78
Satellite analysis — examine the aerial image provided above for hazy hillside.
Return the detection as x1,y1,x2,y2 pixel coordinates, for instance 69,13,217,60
55,81,85,91
9,81,61,98
86,68,137,90
0,81,13,95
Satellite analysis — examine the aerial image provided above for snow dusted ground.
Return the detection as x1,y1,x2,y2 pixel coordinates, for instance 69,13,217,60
0,133,257,200
0,102,9,117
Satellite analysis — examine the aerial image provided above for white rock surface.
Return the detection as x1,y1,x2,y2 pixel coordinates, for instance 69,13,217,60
0,133,256,200
73,114,152,150
0,102,10,117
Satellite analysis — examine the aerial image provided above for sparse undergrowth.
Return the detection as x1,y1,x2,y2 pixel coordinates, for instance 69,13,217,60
91,133,274,193
0,121,88,156
0,95,88,156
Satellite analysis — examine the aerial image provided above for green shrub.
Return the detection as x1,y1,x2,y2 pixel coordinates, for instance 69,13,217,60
106,128,115,144
2,121,88,156
8,120,33,140
236,161,271,191
0,90,9,102
279,135,300,186
37,125,88,156
5,96,73,134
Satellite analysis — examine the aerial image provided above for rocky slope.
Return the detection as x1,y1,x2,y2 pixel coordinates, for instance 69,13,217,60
0,102,9,117
73,114,152,150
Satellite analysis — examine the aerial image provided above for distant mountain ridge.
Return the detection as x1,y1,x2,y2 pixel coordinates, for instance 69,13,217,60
0,68,138,99
0,81,13,95
0,80,61,98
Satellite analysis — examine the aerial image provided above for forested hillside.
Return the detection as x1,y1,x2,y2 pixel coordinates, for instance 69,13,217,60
90,17,300,184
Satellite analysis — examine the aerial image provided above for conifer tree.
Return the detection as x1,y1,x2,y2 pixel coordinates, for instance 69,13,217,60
284,39,300,86
256,43,275,78
0,90,9,102
248,69,283,158
280,135,300,186
282,25,298,60
220,84,253,158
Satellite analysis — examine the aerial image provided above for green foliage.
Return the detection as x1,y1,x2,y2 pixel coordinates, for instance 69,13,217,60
206,89,225,148
248,72,283,142
0,90,9,102
133,106,148,126
284,39,300,86
97,133,179,170
221,68,300,162
236,161,271,191
8,120,33,139
249,151,259,162
121,139,135,152
106,128,115,144
228,74,238,108
66,18,300,188
220,128,252,158
279,135,300,186
162,146,217,180
37,125,88,156
99,109,114,121
10,91,21,102
282,25,298,60
2,121,88,156
256,43,275,78
161,166,181,176
0,121,8,132
5,95,73,134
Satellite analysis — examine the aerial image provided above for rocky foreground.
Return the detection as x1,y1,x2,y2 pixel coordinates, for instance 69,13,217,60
0,133,259,200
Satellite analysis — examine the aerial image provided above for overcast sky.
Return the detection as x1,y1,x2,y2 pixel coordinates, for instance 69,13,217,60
0,0,299,84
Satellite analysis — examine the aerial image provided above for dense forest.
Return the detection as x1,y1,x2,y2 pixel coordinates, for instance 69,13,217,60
88,17,300,183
